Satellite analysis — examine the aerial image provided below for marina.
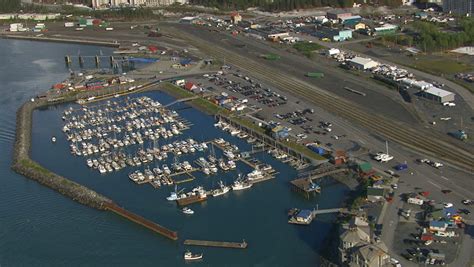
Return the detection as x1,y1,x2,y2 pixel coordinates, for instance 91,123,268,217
26,57,350,266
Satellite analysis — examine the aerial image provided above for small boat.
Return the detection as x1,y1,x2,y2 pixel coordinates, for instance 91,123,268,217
232,174,253,191
51,136,57,143
184,251,202,261
212,181,230,197
167,192,178,201
182,207,194,215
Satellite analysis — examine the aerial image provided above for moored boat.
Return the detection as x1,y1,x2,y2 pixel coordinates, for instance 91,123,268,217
184,251,203,261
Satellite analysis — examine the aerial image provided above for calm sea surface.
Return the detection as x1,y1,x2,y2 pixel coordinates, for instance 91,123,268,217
0,39,349,266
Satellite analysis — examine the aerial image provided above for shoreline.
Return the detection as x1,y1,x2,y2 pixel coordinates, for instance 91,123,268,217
0,34,120,47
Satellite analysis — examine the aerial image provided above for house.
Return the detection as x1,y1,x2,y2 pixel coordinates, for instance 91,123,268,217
184,82,198,91
354,22,366,31
339,216,371,263
175,79,185,87
349,57,379,70
367,187,385,202
351,244,391,267
429,221,448,232
230,12,242,24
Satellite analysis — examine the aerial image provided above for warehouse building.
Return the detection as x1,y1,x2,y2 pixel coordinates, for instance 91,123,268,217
373,24,398,35
348,57,379,70
420,87,455,103
327,10,352,20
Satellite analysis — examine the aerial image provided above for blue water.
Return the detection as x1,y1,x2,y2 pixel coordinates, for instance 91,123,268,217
0,39,349,266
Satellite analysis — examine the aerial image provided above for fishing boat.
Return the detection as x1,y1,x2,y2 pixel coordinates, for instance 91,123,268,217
211,181,230,197
184,251,202,261
246,169,264,181
182,207,194,215
232,174,253,191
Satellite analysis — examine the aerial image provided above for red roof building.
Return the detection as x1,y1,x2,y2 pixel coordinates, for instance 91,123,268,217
184,82,198,91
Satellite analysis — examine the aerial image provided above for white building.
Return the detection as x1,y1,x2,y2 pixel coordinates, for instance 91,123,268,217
421,86,455,103
348,57,379,70
326,48,341,56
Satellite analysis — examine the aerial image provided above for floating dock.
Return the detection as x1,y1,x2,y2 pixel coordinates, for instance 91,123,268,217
184,239,248,249
176,195,207,206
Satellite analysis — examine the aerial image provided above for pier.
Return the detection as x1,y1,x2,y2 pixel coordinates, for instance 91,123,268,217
215,114,321,168
290,166,349,198
288,208,347,225
105,202,178,240
184,239,248,249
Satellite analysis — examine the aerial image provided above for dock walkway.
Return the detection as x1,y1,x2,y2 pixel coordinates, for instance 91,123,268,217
184,239,248,249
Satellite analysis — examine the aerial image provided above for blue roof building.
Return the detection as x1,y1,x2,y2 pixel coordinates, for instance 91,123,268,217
296,210,313,223
180,58,193,66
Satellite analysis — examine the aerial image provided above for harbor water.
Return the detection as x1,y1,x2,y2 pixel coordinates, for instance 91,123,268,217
0,39,349,266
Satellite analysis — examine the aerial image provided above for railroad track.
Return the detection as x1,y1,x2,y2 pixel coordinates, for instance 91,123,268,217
168,28,473,171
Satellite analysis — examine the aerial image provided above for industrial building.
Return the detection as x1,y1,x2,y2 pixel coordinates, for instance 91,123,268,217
348,57,379,70
443,0,474,16
420,87,455,103
327,10,352,20
332,30,352,42
341,15,362,27
373,24,398,35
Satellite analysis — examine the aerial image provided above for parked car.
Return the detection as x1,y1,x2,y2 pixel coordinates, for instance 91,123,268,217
462,199,472,205
443,202,453,208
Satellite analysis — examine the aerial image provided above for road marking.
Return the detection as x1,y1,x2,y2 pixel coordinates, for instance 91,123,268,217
441,176,449,181
428,180,442,189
